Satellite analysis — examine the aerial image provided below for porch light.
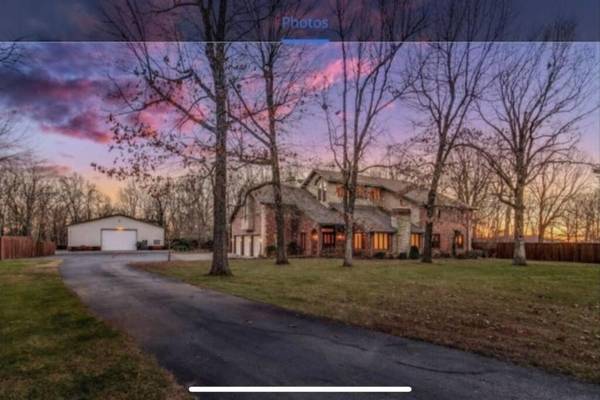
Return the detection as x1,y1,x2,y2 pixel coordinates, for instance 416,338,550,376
336,233,345,240
311,232,318,240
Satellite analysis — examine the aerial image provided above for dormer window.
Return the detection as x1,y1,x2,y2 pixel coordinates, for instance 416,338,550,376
317,181,327,202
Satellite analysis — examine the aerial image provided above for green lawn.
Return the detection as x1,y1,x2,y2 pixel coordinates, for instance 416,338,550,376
133,257,600,383
0,259,189,400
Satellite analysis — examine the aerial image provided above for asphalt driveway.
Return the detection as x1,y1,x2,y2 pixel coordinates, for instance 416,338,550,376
59,253,600,400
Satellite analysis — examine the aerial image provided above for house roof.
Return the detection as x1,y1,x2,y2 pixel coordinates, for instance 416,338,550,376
252,185,344,226
67,214,163,229
303,169,471,209
331,204,397,233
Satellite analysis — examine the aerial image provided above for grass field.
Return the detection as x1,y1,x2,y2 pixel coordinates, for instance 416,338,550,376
0,259,189,400
133,257,600,383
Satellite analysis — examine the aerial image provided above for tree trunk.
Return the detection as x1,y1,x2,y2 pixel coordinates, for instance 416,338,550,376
209,42,232,277
512,185,527,266
271,145,288,265
538,219,546,243
264,60,288,266
342,170,356,267
422,188,436,263
343,213,353,267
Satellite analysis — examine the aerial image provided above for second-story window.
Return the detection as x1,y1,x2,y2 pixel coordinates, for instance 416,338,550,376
318,182,327,202
369,188,381,201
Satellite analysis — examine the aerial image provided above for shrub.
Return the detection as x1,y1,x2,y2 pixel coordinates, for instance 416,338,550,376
397,252,408,260
465,250,482,259
266,244,277,256
287,241,301,255
201,240,213,250
409,245,420,260
170,238,191,252
373,251,386,259
136,240,148,250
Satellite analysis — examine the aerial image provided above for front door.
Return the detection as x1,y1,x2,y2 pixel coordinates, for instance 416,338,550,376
310,229,318,256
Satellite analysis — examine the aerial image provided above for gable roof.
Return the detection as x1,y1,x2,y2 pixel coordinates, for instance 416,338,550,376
330,204,397,233
303,169,471,209
67,214,163,229
252,185,344,225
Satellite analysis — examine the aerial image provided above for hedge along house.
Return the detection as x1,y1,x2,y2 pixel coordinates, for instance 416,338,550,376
230,169,474,258
67,215,165,251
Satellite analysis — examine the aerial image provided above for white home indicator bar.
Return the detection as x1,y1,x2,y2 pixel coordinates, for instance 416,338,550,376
189,386,412,393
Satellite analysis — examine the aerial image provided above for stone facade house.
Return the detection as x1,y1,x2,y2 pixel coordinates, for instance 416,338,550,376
230,169,473,258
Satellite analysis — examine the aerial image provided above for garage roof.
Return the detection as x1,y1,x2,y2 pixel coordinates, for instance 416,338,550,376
67,214,163,228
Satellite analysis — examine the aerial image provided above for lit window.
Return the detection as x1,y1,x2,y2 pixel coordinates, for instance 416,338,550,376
455,232,464,249
369,188,381,201
322,228,335,247
353,232,364,250
373,233,390,250
410,233,422,248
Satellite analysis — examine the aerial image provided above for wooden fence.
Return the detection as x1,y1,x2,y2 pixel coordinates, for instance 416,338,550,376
0,236,56,260
495,242,600,264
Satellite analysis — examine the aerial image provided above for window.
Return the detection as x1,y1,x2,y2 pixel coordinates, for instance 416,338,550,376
153,239,161,245
353,232,364,250
373,233,390,250
369,188,381,201
431,234,440,249
299,232,307,252
410,233,422,248
336,185,345,198
317,182,327,202
455,232,464,249
322,228,335,247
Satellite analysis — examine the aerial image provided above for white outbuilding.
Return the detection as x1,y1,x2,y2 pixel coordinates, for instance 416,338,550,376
67,214,165,251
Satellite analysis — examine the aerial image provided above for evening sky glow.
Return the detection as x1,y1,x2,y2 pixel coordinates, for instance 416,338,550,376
2,42,599,199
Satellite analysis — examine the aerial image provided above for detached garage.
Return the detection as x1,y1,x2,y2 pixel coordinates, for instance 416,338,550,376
67,215,165,251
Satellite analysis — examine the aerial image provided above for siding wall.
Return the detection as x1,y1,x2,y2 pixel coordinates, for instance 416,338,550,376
68,216,164,248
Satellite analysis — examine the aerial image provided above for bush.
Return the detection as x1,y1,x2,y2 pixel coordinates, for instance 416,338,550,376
409,245,420,260
170,238,191,252
201,240,213,250
465,250,482,259
266,244,277,256
438,251,451,258
373,251,387,259
397,252,407,260
287,241,301,255
136,240,148,250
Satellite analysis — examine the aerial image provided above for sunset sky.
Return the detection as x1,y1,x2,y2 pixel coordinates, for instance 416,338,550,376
2,42,599,199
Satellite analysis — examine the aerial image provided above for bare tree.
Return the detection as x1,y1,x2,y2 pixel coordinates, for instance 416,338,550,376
444,138,494,247
0,43,26,165
403,0,508,263
529,156,589,242
322,0,425,267
117,180,143,218
225,0,317,265
101,0,263,275
471,25,597,265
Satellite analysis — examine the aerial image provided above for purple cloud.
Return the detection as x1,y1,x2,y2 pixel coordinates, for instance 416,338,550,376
0,43,128,143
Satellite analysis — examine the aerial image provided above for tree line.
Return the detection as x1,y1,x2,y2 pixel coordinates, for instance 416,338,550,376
1,1,598,272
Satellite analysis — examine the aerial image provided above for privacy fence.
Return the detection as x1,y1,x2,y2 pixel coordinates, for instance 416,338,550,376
494,242,600,264
0,236,56,260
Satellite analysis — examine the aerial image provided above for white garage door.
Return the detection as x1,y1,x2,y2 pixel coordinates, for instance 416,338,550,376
101,230,137,251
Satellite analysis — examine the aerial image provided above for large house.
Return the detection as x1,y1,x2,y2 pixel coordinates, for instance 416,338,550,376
230,169,473,258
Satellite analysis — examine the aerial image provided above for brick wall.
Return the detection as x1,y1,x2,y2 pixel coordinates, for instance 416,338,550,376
263,206,320,256
418,207,472,254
